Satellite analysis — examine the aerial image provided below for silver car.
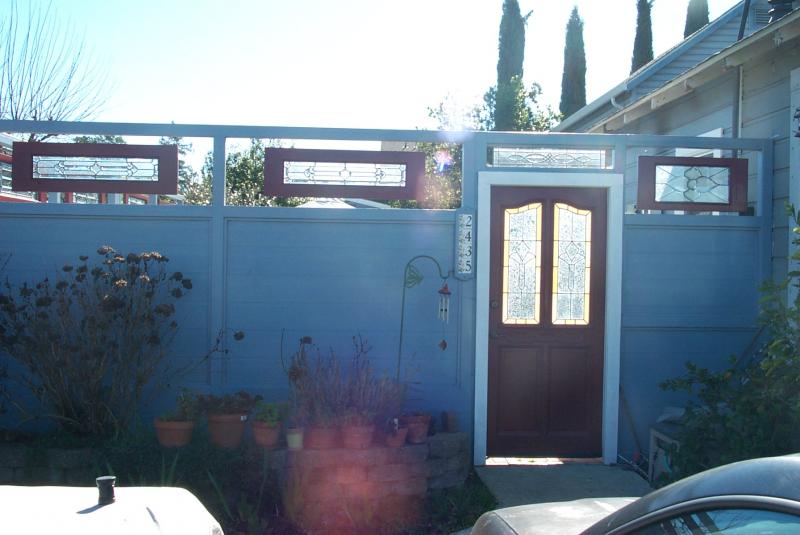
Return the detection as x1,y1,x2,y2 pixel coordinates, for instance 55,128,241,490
469,455,800,534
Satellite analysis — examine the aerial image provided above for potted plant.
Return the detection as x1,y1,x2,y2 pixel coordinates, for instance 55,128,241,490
154,389,198,448
252,401,284,450
285,336,343,449
198,390,261,449
341,411,375,449
401,412,431,444
384,417,408,448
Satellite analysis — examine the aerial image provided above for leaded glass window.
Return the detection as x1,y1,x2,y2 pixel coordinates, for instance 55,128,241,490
502,203,542,325
552,203,591,325
655,165,730,204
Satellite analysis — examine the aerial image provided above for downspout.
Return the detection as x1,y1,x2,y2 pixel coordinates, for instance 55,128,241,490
610,96,625,111
733,0,750,150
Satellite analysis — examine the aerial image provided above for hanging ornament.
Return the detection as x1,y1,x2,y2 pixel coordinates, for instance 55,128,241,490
438,283,451,324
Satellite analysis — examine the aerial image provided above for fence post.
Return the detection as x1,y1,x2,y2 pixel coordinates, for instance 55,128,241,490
209,136,227,387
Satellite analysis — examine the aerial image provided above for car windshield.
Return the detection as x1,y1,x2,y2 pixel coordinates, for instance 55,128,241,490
632,508,800,535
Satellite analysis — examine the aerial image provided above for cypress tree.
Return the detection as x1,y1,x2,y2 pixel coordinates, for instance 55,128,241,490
495,0,528,131
631,0,654,74
559,6,586,119
683,0,709,37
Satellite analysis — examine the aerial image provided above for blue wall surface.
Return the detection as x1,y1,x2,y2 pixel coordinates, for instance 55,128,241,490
0,190,764,463
0,205,475,436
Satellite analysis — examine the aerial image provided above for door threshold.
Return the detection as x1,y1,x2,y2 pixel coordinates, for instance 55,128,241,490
485,457,603,466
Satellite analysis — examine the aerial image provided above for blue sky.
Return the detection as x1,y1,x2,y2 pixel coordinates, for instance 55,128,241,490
15,0,741,129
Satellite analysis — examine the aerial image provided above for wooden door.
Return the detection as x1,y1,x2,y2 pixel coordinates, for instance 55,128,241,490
488,186,607,457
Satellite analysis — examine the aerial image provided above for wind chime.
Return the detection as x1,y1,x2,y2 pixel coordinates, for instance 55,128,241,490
437,282,451,351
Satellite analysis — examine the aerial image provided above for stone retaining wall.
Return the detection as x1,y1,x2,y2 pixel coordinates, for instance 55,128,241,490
0,445,95,485
280,432,469,533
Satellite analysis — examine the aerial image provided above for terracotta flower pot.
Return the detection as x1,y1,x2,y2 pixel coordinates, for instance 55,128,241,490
286,427,304,450
252,421,282,450
385,427,408,448
401,414,431,444
341,424,374,449
154,419,195,448
306,426,339,449
207,413,247,449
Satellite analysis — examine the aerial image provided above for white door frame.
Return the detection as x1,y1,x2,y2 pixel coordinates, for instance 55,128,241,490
473,171,624,465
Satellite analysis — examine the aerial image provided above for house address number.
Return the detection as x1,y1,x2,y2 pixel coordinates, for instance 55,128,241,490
456,211,475,276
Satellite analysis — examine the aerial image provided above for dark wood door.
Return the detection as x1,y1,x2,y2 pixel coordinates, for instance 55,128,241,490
488,186,607,457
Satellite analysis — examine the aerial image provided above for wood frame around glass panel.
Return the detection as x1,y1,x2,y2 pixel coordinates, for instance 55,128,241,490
11,142,178,194
263,147,425,201
636,155,748,212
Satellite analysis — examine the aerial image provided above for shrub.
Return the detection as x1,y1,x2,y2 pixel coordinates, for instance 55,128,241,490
660,205,800,480
0,246,194,437
284,335,405,428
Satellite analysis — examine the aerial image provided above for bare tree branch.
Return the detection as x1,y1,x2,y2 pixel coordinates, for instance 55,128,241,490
0,1,109,139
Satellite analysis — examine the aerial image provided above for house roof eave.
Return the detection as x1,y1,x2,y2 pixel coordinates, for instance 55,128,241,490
587,9,800,134
555,1,746,133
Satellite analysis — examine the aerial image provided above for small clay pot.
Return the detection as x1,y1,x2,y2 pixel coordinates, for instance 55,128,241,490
341,425,374,449
154,420,195,448
252,421,282,449
385,427,408,448
306,426,339,449
286,427,304,450
401,414,431,444
207,413,247,449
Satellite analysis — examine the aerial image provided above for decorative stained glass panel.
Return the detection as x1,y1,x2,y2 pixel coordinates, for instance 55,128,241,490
264,148,425,201
283,161,406,187
654,165,730,204
491,147,613,169
11,142,178,194
636,156,748,213
552,203,591,325
32,156,159,182
502,203,543,325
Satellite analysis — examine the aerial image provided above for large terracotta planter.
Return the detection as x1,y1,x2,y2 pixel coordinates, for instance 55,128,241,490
286,427,304,450
252,421,282,450
207,413,247,449
341,424,374,449
401,414,431,444
385,427,408,448
306,426,339,449
154,419,195,448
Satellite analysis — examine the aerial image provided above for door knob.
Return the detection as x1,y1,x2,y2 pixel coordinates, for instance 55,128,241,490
490,300,500,309
490,330,502,339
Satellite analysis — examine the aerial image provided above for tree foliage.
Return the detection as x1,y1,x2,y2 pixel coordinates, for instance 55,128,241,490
559,7,587,119
684,0,709,38
477,80,559,133
0,1,106,132
183,139,304,207
495,0,532,131
631,0,654,74
660,205,800,482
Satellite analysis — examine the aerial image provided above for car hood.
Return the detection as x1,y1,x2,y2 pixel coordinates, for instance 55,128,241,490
469,497,637,535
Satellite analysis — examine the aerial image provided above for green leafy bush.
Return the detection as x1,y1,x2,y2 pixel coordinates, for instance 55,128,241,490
253,401,284,427
0,246,193,437
660,205,800,480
